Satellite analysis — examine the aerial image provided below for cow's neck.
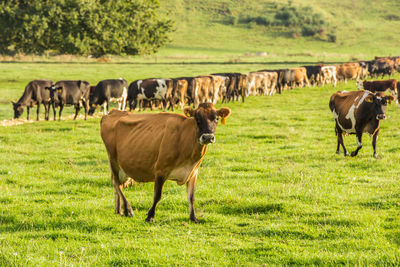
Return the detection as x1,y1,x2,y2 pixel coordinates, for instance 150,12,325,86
187,118,209,161
16,87,33,107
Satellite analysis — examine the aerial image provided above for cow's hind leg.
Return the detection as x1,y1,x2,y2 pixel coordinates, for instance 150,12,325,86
186,175,199,223
351,132,363,157
336,126,348,156
110,163,134,216
372,129,380,158
146,176,166,222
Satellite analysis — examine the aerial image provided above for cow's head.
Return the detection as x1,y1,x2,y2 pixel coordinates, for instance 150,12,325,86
184,103,231,145
45,84,62,101
365,93,394,120
12,101,24,119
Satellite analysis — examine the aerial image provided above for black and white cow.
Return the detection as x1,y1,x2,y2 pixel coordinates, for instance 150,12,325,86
46,80,90,120
88,78,128,115
329,90,394,157
127,78,173,111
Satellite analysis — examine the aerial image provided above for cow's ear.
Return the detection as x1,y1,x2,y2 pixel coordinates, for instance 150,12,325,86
386,95,395,104
217,107,231,125
365,95,374,103
45,87,49,90
183,106,195,117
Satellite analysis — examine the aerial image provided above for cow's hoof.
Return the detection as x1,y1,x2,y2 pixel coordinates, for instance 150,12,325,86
350,151,357,157
373,153,377,158
190,218,200,224
145,216,154,223
344,152,349,157
124,209,134,217
336,150,340,154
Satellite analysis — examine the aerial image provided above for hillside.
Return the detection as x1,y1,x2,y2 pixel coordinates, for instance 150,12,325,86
158,0,400,62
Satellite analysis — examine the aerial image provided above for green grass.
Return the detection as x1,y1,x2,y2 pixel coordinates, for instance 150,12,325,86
157,0,400,60
1,61,400,265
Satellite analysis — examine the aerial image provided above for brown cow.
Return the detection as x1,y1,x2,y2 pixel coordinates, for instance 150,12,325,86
291,67,310,88
169,78,189,110
100,103,231,222
336,63,362,83
329,90,394,157
357,79,397,95
192,76,213,108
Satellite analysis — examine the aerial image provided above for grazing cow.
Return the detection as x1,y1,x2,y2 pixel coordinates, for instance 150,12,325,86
211,73,245,103
100,103,231,222
47,80,91,120
329,90,394,157
246,72,266,96
88,78,128,115
127,78,173,111
336,63,362,83
257,70,279,94
209,75,226,104
12,79,55,121
291,67,310,88
321,66,337,87
370,58,395,78
358,61,370,79
277,69,295,91
303,65,323,86
357,79,397,95
191,76,213,108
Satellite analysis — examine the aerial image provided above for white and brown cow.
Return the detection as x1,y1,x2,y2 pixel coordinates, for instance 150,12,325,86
329,90,394,157
127,78,173,111
100,103,231,222
321,66,337,87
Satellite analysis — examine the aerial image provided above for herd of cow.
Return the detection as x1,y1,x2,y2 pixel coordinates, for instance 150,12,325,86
12,56,400,122
10,56,400,222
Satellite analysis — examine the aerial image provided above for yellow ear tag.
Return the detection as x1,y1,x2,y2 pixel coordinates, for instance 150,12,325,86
388,99,393,105
221,117,226,125
58,89,62,93
365,97,373,103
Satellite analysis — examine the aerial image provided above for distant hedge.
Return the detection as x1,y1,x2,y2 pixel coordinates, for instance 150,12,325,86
0,0,174,56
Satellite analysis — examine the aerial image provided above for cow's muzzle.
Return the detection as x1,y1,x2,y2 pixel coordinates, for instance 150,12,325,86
376,114,386,120
199,133,215,145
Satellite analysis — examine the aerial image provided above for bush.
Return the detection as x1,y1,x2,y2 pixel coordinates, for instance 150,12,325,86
0,0,174,56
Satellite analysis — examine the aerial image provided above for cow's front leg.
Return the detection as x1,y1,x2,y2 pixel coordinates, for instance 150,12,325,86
36,104,40,121
146,176,166,222
186,175,199,223
44,103,50,121
372,129,380,158
73,104,80,120
351,132,363,157
26,107,30,120
58,104,64,121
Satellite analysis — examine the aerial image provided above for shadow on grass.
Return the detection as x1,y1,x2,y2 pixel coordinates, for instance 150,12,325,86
218,203,284,215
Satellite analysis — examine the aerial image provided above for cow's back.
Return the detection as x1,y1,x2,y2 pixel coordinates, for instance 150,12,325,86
101,110,197,182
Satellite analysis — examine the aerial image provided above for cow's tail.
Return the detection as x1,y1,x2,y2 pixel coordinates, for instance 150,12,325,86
329,94,336,112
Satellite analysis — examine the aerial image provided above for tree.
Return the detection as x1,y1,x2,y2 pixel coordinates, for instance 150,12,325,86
0,0,174,56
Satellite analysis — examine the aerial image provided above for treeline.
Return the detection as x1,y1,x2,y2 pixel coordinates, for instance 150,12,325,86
0,0,174,56
224,2,336,42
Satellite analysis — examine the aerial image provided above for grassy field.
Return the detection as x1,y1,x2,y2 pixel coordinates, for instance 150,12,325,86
1,61,400,265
